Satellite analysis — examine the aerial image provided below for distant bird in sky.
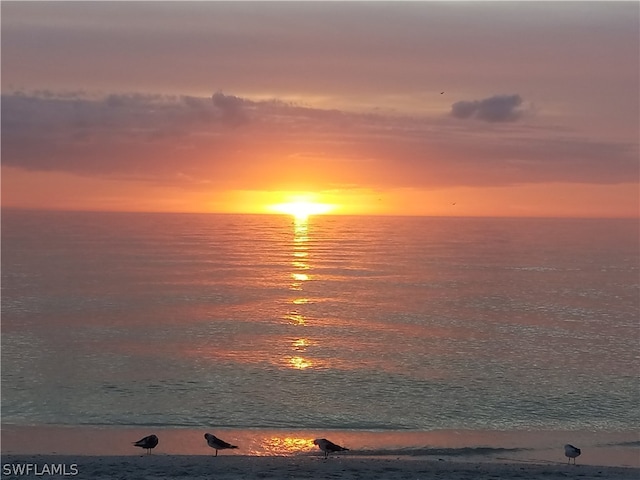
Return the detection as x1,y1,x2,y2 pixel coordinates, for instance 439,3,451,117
313,438,349,458
440,91,445,94
204,433,238,456
564,444,581,464
133,434,158,454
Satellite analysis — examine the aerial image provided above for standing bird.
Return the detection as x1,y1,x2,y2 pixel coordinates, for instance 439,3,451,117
204,433,238,456
564,444,581,465
313,438,349,458
133,434,158,454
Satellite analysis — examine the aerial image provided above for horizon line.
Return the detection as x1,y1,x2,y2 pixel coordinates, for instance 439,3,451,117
1,206,638,221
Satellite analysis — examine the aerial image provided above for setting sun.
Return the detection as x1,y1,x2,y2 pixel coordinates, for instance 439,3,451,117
268,196,336,219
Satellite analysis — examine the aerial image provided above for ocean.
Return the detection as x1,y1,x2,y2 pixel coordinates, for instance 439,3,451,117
1,210,638,461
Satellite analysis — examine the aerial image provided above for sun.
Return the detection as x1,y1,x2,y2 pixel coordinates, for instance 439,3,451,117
268,196,336,219
271,200,333,219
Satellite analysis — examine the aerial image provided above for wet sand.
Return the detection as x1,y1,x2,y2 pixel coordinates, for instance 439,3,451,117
3,426,638,479
2,454,639,480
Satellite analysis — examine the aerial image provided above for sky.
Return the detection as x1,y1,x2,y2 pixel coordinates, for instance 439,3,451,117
2,1,638,217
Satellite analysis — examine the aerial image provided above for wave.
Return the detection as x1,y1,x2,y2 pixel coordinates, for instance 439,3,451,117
600,441,640,448
297,446,529,457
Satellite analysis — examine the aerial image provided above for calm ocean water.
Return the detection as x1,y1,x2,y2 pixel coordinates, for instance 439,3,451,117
2,210,639,438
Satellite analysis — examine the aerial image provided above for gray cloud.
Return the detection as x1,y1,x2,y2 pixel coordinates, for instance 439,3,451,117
211,91,251,126
451,94,526,122
1,90,637,190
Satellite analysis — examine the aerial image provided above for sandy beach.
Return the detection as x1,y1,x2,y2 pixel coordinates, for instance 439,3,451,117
2,425,639,479
2,454,639,480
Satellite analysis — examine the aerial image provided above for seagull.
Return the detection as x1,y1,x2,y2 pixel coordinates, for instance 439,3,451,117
204,433,238,456
133,434,158,454
313,438,349,458
564,444,581,465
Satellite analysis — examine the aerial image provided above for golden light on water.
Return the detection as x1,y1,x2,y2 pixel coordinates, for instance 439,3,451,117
292,273,309,282
285,312,306,325
288,355,313,369
282,204,317,371
290,217,310,290
260,436,316,456
292,338,309,350
293,219,309,238
287,337,313,369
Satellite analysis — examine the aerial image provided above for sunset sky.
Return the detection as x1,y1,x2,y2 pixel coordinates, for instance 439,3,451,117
2,1,638,217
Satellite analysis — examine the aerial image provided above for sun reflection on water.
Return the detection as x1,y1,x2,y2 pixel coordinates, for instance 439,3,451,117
293,218,309,237
288,356,313,369
292,338,309,350
282,215,319,370
259,436,316,456
284,312,306,326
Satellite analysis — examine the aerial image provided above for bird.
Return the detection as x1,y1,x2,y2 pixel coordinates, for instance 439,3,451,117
313,438,349,458
440,91,445,94
564,444,581,465
204,433,238,456
133,434,158,454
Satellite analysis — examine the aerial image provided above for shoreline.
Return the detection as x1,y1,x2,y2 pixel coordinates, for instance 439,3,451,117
2,425,638,468
2,454,639,480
